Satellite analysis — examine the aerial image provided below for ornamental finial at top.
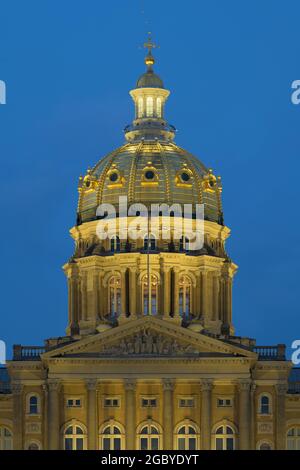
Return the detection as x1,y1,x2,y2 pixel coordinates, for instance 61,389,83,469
143,32,158,70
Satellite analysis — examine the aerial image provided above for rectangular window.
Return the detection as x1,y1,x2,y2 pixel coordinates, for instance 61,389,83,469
66,398,82,408
151,438,159,450
104,398,120,408
140,438,148,450
217,398,232,407
178,438,185,450
179,398,195,408
141,398,157,408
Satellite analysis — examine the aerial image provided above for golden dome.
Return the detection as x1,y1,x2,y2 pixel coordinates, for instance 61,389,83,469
77,140,223,225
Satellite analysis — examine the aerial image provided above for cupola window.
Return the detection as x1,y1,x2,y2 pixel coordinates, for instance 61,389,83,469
146,97,153,117
138,97,144,118
145,170,155,180
156,97,162,117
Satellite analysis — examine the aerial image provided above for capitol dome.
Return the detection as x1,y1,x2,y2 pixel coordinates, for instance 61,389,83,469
77,140,223,225
77,41,223,226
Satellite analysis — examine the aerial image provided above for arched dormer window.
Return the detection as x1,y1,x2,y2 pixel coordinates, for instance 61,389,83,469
138,97,144,118
175,422,200,450
109,276,121,319
142,274,159,316
137,421,162,450
179,275,192,320
156,97,162,117
146,97,153,117
99,421,124,450
0,427,12,450
63,423,87,450
258,394,271,415
110,236,120,253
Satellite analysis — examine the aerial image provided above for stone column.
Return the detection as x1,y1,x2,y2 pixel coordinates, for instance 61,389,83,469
275,383,288,450
12,383,23,450
92,272,100,323
212,272,219,321
42,384,48,450
129,267,137,319
124,379,136,450
238,381,251,450
200,380,213,450
163,267,170,319
120,268,127,322
86,379,98,450
81,274,87,321
250,383,256,450
173,268,180,321
48,380,60,450
201,272,207,321
163,379,175,449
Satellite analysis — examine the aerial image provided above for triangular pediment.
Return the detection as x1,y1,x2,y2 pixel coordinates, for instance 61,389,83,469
42,317,257,360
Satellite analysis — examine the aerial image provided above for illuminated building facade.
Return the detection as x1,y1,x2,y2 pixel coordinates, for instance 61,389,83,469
0,37,300,451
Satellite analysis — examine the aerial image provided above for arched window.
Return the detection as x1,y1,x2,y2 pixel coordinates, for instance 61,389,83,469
110,236,121,253
142,274,159,315
0,427,12,450
99,422,124,450
64,424,87,450
27,441,41,450
109,276,121,319
175,423,199,450
138,422,161,450
258,441,272,450
179,237,189,252
214,424,236,450
179,275,192,320
138,97,144,118
146,97,153,117
287,427,300,450
29,395,38,415
144,234,156,251
259,394,271,415
156,97,162,117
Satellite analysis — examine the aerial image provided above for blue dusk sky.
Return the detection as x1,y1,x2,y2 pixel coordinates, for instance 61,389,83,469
0,0,299,358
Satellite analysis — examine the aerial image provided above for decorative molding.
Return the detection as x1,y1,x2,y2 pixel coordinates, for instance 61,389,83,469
200,379,213,391
124,379,136,391
25,422,41,434
257,422,273,434
85,379,98,391
162,378,175,391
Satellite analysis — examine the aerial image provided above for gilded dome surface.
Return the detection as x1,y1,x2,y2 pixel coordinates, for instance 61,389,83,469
77,140,223,225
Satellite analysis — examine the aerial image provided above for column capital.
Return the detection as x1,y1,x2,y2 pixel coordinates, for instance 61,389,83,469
238,380,252,392
162,378,175,391
47,379,61,392
11,382,23,395
124,378,136,391
200,379,213,391
85,379,98,391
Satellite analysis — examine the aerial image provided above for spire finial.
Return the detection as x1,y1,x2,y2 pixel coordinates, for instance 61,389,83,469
143,32,158,70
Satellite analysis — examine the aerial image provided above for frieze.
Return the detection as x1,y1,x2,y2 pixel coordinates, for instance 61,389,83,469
100,328,199,356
